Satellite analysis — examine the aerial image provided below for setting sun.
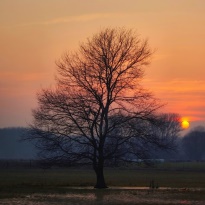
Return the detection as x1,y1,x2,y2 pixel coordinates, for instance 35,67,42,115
181,120,190,129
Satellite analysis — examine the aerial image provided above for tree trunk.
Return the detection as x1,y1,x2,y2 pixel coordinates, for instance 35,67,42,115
94,165,108,188
93,143,107,188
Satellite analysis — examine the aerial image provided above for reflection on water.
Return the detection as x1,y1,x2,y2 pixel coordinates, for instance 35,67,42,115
65,186,205,191
64,193,95,199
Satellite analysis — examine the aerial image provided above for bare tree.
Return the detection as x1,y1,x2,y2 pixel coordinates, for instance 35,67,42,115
30,28,179,188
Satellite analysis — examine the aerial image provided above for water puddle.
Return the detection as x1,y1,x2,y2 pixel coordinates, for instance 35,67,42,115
65,186,205,191
1,187,205,204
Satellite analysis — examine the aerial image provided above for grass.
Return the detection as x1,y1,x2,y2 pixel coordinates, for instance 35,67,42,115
0,162,205,204
1,162,205,188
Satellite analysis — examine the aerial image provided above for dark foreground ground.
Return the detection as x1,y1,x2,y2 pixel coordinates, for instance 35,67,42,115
0,162,205,204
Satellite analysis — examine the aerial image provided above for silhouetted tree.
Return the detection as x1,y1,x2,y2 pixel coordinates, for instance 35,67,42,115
182,126,205,161
29,28,179,188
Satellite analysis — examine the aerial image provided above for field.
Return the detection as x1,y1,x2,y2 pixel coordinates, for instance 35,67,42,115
0,162,205,204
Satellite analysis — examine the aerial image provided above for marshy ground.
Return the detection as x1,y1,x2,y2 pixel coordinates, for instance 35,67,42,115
1,188,205,205
0,162,205,204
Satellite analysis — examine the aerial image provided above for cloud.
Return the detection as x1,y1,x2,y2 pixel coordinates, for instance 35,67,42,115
11,13,116,28
143,79,205,121
144,79,205,93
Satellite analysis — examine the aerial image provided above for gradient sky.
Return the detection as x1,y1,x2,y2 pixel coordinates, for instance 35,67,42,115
1,0,205,131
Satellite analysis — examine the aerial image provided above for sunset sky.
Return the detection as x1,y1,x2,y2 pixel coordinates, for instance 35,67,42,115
1,0,205,132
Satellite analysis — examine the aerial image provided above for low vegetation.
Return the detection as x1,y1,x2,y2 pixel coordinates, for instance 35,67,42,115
0,162,205,204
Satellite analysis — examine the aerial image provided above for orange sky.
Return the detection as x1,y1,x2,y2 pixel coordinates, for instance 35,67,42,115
0,0,205,131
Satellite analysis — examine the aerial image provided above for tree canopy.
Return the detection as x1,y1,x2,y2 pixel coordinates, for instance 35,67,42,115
30,28,180,188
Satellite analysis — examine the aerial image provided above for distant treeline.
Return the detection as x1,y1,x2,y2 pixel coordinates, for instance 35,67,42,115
0,127,205,162
0,159,40,169
148,126,205,162
0,127,37,159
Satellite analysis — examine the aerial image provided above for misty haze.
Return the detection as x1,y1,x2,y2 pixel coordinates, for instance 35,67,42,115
1,0,205,204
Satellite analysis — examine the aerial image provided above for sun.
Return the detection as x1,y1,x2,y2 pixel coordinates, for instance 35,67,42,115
181,120,190,129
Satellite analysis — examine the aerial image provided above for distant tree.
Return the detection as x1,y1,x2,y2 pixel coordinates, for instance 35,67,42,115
29,28,180,188
182,126,205,161
144,113,182,161
104,113,181,164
